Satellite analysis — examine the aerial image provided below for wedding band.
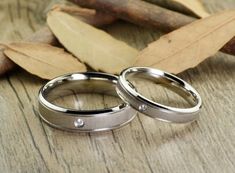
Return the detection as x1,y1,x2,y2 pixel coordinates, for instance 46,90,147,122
38,72,137,132
117,67,202,123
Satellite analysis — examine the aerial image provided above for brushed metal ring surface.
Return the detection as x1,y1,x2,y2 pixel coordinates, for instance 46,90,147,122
117,67,202,123
38,72,137,132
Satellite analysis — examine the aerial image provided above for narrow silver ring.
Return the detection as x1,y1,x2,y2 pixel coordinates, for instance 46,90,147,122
117,67,202,123
38,72,137,132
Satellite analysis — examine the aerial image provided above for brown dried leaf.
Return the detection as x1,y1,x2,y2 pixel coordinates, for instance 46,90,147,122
4,42,87,79
47,11,138,74
0,4,116,77
135,10,235,74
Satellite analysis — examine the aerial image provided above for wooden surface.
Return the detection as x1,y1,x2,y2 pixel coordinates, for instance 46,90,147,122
0,0,235,172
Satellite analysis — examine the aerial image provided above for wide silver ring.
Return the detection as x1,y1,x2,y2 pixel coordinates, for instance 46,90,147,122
38,72,137,132
117,67,202,123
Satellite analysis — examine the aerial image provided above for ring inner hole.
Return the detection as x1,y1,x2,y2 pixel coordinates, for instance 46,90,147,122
127,72,197,108
44,78,123,110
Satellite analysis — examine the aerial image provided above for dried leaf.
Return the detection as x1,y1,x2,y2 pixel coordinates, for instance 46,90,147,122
0,4,116,77
4,42,87,79
135,10,235,74
47,11,138,74
172,0,209,18
144,0,209,18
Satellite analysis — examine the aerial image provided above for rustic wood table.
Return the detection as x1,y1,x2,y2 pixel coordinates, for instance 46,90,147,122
0,0,234,172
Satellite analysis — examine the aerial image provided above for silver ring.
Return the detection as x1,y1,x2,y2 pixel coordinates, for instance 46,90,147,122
38,72,137,132
117,67,202,123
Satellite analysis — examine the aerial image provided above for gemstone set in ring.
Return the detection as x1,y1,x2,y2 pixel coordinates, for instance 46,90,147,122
117,67,202,123
38,67,202,132
38,72,137,132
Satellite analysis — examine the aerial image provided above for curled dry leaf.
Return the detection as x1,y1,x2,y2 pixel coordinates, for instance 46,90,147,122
72,0,195,32
135,10,235,74
172,0,209,18
51,4,116,27
4,42,87,79
47,11,138,74
144,0,209,18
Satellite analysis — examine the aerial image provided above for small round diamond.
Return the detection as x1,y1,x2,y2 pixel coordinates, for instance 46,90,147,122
74,119,84,128
138,104,147,112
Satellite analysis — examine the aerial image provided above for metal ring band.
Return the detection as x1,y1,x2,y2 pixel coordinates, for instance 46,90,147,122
117,67,202,123
38,72,137,132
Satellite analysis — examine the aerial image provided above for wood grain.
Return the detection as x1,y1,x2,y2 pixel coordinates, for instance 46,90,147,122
0,0,234,173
